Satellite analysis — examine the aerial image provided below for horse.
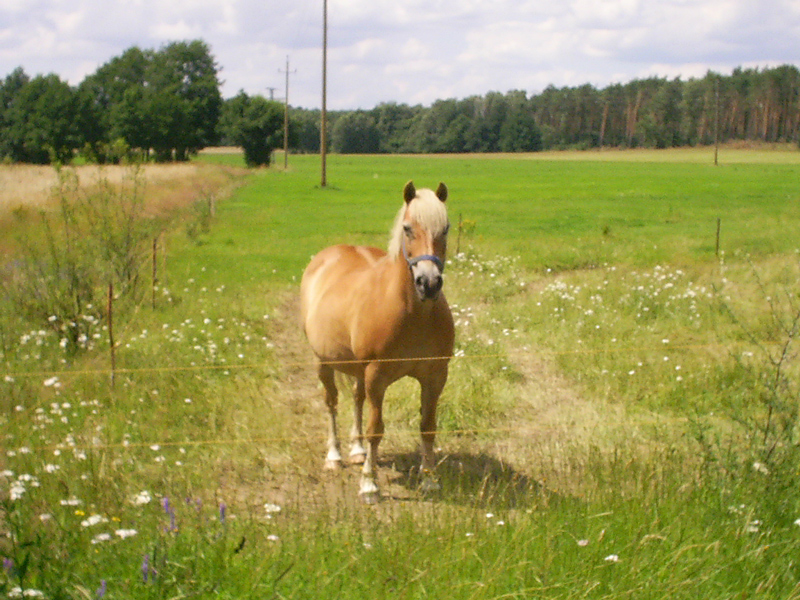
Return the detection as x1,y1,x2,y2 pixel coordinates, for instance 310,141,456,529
300,180,455,502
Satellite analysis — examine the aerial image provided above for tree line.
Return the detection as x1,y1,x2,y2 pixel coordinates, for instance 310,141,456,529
2,39,799,165
1,41,224,164
307,65,800,154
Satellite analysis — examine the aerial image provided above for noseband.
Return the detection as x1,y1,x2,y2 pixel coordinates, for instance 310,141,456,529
402,235,444,273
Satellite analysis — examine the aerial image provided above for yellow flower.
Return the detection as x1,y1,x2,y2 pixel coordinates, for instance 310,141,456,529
75,510,85,516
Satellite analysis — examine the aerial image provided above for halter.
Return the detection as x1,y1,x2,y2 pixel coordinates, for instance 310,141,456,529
402,235,444,273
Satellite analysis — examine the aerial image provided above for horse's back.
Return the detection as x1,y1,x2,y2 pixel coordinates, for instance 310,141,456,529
301,244,385,309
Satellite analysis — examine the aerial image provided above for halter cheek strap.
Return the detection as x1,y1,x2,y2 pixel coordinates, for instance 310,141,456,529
403,236,444,272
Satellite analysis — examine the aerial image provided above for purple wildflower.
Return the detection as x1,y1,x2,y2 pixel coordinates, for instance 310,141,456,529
3,557,13,575
142,554,150,583
162,496,177,532
219,503,227,523
96,580,107,598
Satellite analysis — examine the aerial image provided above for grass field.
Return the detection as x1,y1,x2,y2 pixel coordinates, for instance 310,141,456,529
2,147,800,598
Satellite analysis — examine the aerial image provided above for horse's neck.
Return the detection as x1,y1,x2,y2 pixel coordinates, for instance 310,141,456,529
385,253,413,296
364,253,411,310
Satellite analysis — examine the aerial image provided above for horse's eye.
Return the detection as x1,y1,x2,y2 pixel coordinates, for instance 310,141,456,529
443,223,450,236
403,224,414,237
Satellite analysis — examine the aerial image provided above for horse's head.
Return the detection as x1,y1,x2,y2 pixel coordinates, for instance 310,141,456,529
399,180,449,301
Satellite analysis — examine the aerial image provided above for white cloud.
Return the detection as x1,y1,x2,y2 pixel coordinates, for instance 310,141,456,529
1,0,798,109
150,19,204,41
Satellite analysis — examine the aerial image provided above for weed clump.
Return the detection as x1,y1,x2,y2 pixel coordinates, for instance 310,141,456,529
2,165,157,355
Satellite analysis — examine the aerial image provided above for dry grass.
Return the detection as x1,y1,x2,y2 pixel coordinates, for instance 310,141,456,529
0,162,248,254
0,163,241,213
198,146,243,155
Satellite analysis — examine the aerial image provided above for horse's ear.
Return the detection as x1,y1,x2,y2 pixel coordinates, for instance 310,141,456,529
435,182,448,203
403,180,416,204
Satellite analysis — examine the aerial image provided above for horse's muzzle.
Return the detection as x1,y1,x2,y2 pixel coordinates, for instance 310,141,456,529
415,271,443,301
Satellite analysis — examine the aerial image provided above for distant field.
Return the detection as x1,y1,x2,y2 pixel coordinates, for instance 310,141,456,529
2,148,800,599
0,162,243,214
188,147,800,283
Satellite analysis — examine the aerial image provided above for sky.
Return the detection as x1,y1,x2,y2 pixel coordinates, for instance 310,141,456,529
1,0,799,110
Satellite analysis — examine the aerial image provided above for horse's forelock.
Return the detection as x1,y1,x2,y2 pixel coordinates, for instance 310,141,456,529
409,189,449,234
388,189,448,258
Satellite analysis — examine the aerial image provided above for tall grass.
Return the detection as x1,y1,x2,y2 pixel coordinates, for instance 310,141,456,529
2,149,800,598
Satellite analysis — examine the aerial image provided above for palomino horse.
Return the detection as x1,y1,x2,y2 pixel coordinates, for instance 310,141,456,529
300,181,454,502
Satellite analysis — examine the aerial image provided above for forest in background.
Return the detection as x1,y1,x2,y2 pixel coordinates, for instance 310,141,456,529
1,38,799,165
307,65,800,154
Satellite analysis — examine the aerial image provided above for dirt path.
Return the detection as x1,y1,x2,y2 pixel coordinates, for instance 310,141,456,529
252,291,614,513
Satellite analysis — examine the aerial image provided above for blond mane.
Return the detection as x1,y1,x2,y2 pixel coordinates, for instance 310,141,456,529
387,188,449,259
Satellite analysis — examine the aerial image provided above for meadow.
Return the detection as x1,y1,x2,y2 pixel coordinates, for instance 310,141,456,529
2,146,800,598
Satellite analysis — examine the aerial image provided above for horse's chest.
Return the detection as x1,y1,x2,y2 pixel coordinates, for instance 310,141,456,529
356,305,451,357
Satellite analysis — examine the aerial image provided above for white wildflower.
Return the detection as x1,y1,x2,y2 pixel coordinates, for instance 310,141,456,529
10,483,26,501
8,587,45,598
746,521,761,533
132,491,152,505
115,528,138,539
81,514,108,528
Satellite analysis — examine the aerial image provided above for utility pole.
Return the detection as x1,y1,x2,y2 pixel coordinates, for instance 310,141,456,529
321,0,328,187
280,56,296,170
714,77,720,166
266,87,277,101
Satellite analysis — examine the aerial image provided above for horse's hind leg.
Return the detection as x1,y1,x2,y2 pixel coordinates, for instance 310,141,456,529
318,363,342,469
349,376,367,464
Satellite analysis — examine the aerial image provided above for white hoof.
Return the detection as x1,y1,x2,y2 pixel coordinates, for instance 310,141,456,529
359,476,380,501
325,448,342,470
349,451,366,465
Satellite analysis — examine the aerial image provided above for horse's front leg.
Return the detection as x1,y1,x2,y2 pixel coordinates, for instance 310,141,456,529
360,365,386,503
318,363,342,469
419,368,448,493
